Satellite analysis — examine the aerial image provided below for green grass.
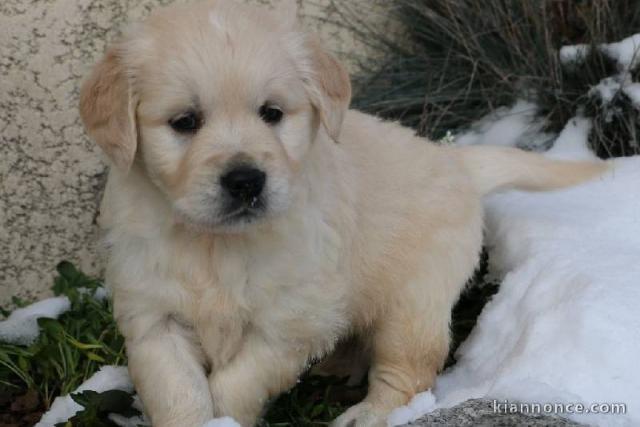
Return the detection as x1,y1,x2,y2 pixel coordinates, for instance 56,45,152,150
0,262,125,409
262,375,363,426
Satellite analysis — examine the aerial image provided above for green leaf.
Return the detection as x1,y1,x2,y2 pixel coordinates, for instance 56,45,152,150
95,390,140,416
67,389,141,426
17,356,29,374
86,352,106,363
310,403,325,418
56,261,79,282
52,276,71,297
38,318,66,340
65,336,103,351
69,389,97,407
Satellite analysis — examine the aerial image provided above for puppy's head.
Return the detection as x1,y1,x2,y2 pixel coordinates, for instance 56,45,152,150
80,0,351,232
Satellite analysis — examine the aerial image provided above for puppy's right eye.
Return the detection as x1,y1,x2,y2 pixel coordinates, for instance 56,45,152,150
169,111,202,134
259,104,283,125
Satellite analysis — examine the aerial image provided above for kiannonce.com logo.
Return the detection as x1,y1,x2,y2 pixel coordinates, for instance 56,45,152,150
492,400,627,415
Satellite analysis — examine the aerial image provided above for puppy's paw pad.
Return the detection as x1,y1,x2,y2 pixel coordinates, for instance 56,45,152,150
332,402,386,427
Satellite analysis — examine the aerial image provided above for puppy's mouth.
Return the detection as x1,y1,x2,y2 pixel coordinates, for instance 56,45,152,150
173,196,269,233
220,196,267,224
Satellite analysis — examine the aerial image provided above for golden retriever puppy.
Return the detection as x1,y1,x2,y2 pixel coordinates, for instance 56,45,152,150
79,1,605,426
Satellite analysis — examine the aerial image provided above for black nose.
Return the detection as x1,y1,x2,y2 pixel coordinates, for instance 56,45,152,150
220,166,266,201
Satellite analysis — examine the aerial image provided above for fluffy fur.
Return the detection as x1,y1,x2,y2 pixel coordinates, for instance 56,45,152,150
79,1,607,426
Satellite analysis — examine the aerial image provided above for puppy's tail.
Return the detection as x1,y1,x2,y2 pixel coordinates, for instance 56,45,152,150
457,145,608,196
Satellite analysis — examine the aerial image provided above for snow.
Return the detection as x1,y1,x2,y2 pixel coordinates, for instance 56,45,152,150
562,34,640,112
0,296,70,345
389,114,640,426
0,286,109,346
623,82,640,108
589,75,622,105
36,366,134,427
78,285,110,301
436,158,640,427
559,44,590,65
601,33,640,71
544,116,594,161
561,33,640,71
455,100,550,149
93,286,110,301
202,417,242,427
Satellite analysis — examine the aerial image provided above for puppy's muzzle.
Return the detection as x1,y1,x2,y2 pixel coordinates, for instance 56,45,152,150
220,166,266,203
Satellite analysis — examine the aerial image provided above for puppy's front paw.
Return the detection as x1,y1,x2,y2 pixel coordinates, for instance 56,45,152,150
332,402,387,427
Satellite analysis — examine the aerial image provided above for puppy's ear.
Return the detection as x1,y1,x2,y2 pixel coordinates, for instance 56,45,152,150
303,37,352,141
80,48,137,172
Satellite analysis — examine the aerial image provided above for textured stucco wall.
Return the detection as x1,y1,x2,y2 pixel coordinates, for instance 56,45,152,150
0,0,377,306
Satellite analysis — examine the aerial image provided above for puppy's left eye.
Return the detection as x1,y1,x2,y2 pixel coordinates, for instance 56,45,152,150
259,104,283,125
169,111,202,134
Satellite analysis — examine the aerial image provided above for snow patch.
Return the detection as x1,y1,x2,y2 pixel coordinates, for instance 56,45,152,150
589,76,622,105
587,68,639,113
36,366,134,427
390,115,639,426
561,34,640,113
78,286,110,301
546,116,596,161
0,296,70,345
93,286,110,301
623,82,640,108
434,155,640,427
455,100,549,149
601,33,640,71
561,33,640,71
202,417,242,427
559,44,590,65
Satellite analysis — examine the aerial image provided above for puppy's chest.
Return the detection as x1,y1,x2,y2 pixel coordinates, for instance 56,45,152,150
144,217,351,354
209,231,348,325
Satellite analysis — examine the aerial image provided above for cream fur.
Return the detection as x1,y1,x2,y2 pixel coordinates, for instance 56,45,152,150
80,1,607,426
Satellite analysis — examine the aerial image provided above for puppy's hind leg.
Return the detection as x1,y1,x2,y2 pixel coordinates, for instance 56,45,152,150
333,249,478,427
332,300,450,426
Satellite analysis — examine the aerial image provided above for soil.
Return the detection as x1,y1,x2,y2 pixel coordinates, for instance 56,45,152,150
0,389,45,427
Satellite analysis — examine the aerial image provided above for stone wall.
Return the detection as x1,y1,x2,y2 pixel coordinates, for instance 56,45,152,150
0,0,376,306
